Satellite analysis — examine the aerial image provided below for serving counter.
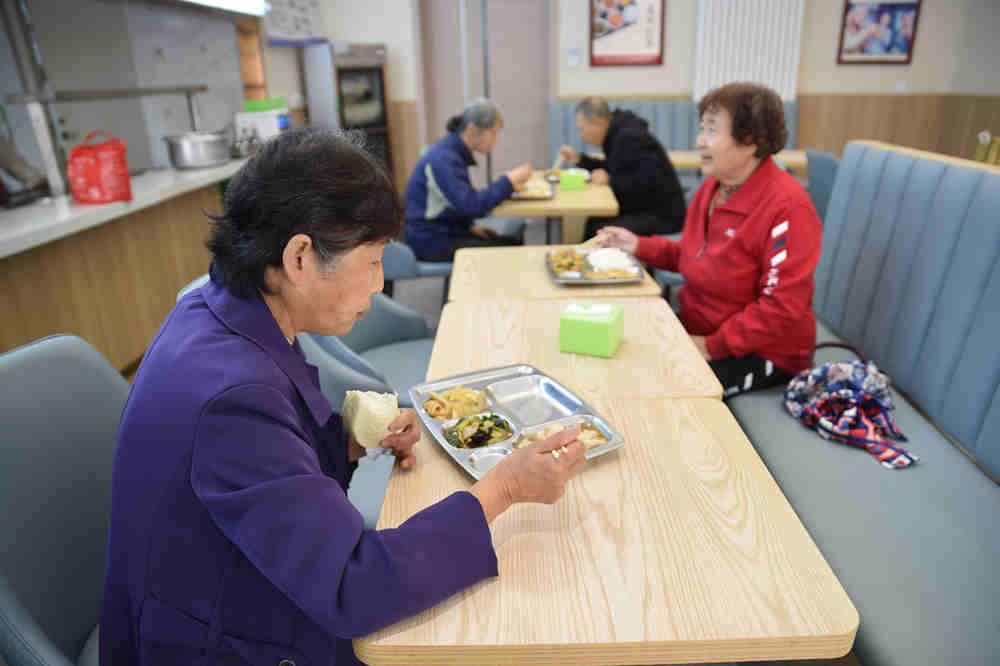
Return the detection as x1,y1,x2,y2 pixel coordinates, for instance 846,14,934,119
0,160,246,372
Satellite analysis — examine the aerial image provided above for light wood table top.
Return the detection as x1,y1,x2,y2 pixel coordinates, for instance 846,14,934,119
669,149,808,174
355,397,858,664
427,297,723,401
449,245,662,302
491,181,619,218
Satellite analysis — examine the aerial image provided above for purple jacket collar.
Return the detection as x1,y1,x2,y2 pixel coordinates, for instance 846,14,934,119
201,278,334,426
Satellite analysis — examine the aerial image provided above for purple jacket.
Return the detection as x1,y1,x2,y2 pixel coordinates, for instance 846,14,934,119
100,279,498,665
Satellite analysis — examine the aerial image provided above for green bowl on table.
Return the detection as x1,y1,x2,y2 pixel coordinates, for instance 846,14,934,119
559,168,587,191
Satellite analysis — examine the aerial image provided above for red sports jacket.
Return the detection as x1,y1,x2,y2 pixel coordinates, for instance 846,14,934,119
635,157,822,375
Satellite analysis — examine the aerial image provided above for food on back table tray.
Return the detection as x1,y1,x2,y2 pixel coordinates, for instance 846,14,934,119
548,247,636,279
423,386,487,419
515,180,551,197
443,413,513,448
586,247,634,272
515,421,608,450
549,247,586,273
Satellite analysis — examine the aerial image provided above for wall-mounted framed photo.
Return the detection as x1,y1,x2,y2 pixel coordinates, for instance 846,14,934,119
590,0,665,67
837,0,921,65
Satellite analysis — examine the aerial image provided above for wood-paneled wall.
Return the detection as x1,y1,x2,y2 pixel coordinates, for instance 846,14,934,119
0,186,220,372
798,94,1000,158
388,100,421,198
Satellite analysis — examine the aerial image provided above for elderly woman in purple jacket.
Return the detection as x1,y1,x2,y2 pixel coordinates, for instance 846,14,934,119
100,128,586,665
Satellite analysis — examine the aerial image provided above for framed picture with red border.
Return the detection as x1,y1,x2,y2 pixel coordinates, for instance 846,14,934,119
590,0,665,67
837,0,921,65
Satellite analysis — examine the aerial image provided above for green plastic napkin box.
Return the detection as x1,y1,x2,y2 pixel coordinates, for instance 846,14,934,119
559,168,587,191
559,302,624,358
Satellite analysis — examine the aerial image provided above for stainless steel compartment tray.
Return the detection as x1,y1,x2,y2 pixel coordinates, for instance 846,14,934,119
545,248,644,285
410,364,625,480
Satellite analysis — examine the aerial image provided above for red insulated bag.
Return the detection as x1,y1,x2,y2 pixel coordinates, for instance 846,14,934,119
67,131,132,204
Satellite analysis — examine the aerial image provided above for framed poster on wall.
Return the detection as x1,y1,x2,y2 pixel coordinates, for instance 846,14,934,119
590,0,665,66
837,0,921,64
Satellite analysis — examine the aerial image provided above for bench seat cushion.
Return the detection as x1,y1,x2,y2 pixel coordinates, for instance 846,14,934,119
727,321,1000,666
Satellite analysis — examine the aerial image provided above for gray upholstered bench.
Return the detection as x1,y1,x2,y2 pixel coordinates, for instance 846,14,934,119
728,141,1000,665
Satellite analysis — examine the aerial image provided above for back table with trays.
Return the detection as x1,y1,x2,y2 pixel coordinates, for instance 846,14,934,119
409,364,625,480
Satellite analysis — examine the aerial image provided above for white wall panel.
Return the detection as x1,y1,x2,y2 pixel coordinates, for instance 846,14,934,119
694,0,805,101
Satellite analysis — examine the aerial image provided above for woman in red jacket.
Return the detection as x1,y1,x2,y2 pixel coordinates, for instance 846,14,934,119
599,82,822,397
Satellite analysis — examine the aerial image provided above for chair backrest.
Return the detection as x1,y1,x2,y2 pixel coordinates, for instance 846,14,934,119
382,241,419,281
0,335,129,664
805,149,839,220
338,293,430,354
815,140,1000,477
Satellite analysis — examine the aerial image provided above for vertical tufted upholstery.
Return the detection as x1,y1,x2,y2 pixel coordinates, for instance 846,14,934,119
814,141,1000,478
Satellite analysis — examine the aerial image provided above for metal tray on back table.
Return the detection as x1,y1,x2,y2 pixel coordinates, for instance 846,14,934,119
409,364,625,480
510,180,555,200
545,247,645,285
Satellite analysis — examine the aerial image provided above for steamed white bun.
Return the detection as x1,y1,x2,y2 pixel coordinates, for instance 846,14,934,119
342,391,400,448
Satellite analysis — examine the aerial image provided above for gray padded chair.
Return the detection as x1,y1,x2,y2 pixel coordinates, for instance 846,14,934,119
381,240,451,303
0,335,129,666
176,276,434,411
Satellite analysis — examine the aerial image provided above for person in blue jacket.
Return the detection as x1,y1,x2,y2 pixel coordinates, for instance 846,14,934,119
100,128,587,665
405,97,534,261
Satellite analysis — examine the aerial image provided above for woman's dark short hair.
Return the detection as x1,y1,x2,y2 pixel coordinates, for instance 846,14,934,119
207,128,402,299
698,83,788,158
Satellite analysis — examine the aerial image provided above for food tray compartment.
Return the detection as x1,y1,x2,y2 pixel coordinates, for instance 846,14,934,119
438,411,518,451
545,247,644,285
485,375,582,426
513,414,624,461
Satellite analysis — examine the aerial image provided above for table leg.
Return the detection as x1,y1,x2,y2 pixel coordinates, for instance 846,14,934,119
545,216,562,244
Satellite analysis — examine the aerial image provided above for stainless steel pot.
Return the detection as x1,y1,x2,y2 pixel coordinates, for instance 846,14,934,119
163,131,231,169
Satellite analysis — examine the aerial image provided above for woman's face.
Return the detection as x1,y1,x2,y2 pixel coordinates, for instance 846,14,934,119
696,106,758,183
470,121,502,154
299,241,386,336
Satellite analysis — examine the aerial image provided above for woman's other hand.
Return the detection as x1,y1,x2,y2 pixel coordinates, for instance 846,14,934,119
691,335,712,360
505,163,534,188
469,225,500,239
381,408,420,469
590,168,610,186
470,425,586,523
558,145,580,165
596,226,639,255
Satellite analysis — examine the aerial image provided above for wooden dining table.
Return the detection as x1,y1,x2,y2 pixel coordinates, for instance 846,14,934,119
428,297,722,401
355,393,859,664
490,180,619,243
449,245,662,303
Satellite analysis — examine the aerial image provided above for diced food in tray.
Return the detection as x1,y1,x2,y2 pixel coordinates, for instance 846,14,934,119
423,386,488,419
515,421,609,450
548,247,639,280
443,413,514,449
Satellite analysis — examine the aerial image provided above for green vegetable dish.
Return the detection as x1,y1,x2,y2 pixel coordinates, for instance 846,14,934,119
443,414,513,449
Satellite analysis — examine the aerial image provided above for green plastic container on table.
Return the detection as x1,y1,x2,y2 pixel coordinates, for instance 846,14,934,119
559,301,624,358
559,168,587,191
243,97,287,112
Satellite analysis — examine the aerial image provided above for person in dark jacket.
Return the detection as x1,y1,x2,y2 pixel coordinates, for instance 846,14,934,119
100,128,587,665
559,97,686,239
405,98,533,261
